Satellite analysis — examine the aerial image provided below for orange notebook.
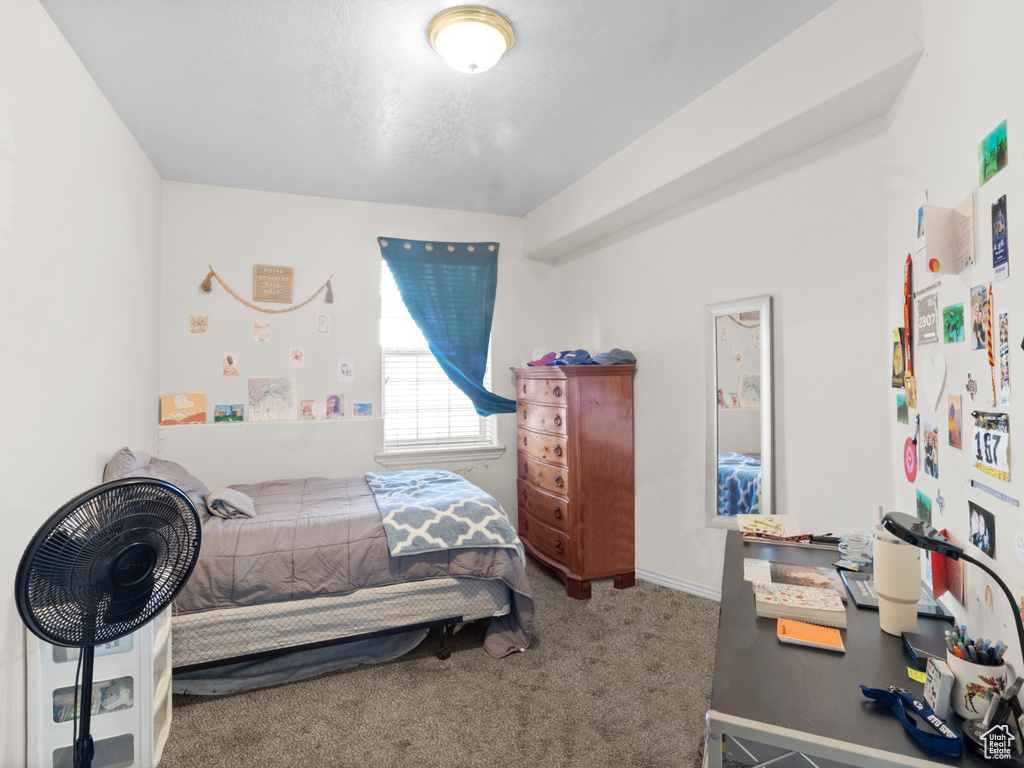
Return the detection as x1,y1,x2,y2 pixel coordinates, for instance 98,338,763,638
777,618,845,653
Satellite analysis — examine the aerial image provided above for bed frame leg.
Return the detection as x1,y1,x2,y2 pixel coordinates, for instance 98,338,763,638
437,625,452,660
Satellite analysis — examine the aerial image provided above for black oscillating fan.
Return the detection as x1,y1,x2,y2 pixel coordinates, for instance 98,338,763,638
15,478,202,768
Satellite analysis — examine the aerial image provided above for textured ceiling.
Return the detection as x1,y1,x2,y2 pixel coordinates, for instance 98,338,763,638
39,0,837,216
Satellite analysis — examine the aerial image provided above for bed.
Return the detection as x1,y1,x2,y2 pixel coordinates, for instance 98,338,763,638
716,452,761,516
102,448,533,694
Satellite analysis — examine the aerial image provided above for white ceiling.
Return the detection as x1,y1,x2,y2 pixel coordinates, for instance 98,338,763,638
39,0,837,217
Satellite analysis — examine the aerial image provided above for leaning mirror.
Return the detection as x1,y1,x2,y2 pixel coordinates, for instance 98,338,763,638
705,295,773,528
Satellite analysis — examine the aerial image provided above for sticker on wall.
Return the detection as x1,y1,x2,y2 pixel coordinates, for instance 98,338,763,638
316,314,331,334
189,313,208,335
992,195,1009,281
918,352,947,412
948,395,963,449
978,119,1008,187
326,394,345,419
972,411,1010,482
353,402,375,418
916,293,939,345
943,303,965,343
916,490,932,524
936,489,945,514
969,501,995,557
923,419,939,479
337,358,355,383
254,320,271,343
213,404,243,423
905,416,919,483
970,284,989,351
290,347,304,368
897,393,908,424
966,373,977,402
222,353,239,377
892,328,906,388
999,311,1011,406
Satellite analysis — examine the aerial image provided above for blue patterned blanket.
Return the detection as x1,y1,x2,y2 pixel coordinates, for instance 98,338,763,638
366,470,525,562
717,452,762,516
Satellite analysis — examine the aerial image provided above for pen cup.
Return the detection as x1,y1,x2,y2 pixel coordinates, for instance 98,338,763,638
946,650,1015,720
871,523,920,636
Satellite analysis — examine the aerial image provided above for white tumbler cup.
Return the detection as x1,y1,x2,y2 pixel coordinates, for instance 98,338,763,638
872,522,920,636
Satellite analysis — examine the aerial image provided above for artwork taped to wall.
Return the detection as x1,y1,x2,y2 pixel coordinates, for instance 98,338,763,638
254,320,270,343
326,394,345,420
943,303,965,343
189,313,208,335
247,378,297,422
992,195,1009,281
290,347,305,368
300,399,315,420
160,393,206,425
972,411,1010,482
948,395,963,449
969,501,995,557
316,314,330,334
999,311,1011,406
978,119,1008,187
923,420,939,479
897,393,908,424
337,358,355,383
222,353,239,377
970,285,989,351
214,404,244,423
252,264,294,304
916,490,932,525
892,328,906,388
352,402,374,418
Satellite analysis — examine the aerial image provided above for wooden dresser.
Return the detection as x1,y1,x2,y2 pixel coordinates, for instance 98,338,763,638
512,364,636,599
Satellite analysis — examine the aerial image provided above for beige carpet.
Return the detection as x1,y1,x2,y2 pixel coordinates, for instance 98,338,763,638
161,560,720,768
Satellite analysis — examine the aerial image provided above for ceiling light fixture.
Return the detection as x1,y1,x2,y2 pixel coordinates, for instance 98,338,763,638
428,6,515,74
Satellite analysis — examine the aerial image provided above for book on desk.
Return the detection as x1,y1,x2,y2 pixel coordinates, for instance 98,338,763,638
743,557,847,599
752,581,847,628
777,618,845,652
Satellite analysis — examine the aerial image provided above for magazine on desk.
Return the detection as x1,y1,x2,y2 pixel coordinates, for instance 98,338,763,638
839,570,954,620
743,558,847,600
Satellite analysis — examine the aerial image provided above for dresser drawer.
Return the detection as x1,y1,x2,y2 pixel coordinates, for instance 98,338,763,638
518,428,568,468
517,479,570,530
520,511,572,567
518,455,569,497
518,403,567,437
518,377,567,406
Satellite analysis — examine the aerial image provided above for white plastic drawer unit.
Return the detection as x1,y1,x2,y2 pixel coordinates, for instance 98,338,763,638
26,609,173,768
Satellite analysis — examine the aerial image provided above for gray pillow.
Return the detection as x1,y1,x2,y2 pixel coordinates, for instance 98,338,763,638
103,447,152,482
103,448,209,514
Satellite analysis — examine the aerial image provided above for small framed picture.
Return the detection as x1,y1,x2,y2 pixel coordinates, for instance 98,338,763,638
352,402,374,418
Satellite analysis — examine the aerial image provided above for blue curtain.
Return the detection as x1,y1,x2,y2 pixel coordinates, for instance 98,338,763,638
378,237,516,416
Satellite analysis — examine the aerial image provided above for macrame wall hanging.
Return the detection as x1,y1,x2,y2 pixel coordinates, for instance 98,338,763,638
200,265,334,314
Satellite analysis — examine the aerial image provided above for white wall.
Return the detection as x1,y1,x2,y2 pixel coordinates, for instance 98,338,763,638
885,1,1024,672
549,123,892,596
0,0,163,763
158,181,557,517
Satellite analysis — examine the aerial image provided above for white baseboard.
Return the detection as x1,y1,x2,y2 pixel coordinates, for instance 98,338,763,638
636,566,722,602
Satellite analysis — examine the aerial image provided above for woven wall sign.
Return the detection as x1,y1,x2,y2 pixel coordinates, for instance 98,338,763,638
253,264,294,304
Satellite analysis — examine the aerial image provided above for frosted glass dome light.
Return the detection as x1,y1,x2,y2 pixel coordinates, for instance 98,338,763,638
428,7,515,74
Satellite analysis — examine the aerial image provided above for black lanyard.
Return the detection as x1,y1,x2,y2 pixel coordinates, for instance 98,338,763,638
861,685,962,757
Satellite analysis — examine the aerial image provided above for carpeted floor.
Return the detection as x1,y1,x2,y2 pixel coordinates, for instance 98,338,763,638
161,560,720,768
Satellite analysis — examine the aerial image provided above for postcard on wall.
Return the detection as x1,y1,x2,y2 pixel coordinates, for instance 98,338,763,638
352,402,374,418
300,399,315,420
943,303,965,343
247,377,297,422
916,490,932,525
213,404,244,423
973,411,1010,482
915,192,928,252
326,394,345,419
316,314,331,334
739,374,760,408
337,358,355,383
1000,311,1011,406
992,195,1009,281
916,293,939,345
969,501,995,557
978,119,1008,186
160,393,206,425
970,285,989,351
897,393,908,424
948,395,963,449
921,194,975,275
290,347,305,368
892,328,906,388
923,420,939,479
222,353,239,377
189,313,208,335
254,320,271,343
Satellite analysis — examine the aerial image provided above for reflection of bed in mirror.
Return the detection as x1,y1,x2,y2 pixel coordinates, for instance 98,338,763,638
717,452,761,516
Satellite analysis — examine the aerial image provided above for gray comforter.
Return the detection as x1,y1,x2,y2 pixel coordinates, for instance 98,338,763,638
175,476,533,658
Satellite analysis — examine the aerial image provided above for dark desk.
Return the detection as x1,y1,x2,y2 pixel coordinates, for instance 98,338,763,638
705,530,989,767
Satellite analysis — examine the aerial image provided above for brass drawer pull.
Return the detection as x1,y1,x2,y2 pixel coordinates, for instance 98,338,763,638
553,386,562,397
553,414,562,427
553,444,562,457
553,506,562,519
555,474,564,487
555,540,564,554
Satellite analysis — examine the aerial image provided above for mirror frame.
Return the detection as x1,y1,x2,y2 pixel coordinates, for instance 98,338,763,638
704,294,773,529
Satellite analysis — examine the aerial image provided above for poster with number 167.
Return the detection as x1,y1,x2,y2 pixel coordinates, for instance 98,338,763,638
973,411,1010,481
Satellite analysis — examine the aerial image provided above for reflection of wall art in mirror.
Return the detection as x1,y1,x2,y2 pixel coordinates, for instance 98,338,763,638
705,295,773,528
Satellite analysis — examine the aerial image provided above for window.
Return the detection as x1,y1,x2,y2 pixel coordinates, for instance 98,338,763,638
380,263,496,455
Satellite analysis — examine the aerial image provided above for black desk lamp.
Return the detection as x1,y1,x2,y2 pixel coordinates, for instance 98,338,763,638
882,511,1024,763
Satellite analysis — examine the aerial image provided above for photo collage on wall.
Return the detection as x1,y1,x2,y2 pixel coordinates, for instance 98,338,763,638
892,118,1015,604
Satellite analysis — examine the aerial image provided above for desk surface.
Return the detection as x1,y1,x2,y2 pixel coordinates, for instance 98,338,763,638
710,530,989,767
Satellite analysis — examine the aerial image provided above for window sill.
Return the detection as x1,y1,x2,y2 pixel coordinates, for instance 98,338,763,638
373,444,506,469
